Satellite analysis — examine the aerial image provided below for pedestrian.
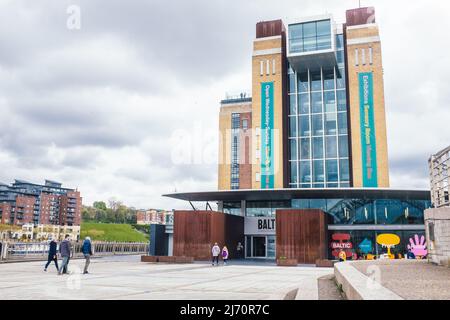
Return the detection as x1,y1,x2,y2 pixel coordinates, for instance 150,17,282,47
338,249,347,262
222,246,229,265
44,238,58,272
58,235,71,275
81,236,93,274
211,242,220,266
236,242,243,259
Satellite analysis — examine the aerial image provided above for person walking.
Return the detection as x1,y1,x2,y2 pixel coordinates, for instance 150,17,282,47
81,236,93,274
236,242,244,259
58,235,71,275
44,238,59,272
211,242,221,266
222,246,229,265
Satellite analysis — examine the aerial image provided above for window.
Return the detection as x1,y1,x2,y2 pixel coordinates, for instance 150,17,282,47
272,59,276,74
298,93,309,114
313,137,324,159
290,139,297,161
325,136,337,158
289,116,297,137
300,161,311,183
337,90,346,111
313,160,325,182
338,136,349,157
289,72,296,93
355,49,359,66
255,172,260,182
312,114,323,136
289,94,297,114
260,61,264,76
310,71,322,91
290,162,298,183
266,60,270,75
299,115,310,137
339,159,350,181
311,92,322,113
324,91,336,113
337,113,348,135
298,72,309,93
323,68,334,90
362,48,366,65
336,34,344,50
369,47,373,64
325,113,337,135
242,119,248,130
337,68,346,89
300,137,310,160
289,19,332,53
326,159,338,182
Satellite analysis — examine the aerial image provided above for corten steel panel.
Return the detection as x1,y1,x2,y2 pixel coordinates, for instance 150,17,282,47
276,209,327,264
173,211,244,260
346,7,376,26
256,19,284,38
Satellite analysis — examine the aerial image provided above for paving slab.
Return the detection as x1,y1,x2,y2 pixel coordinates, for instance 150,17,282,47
0,256,333,300
351,260,450,300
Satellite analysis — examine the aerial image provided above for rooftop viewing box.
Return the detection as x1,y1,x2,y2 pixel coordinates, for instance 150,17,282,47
287,15,337,72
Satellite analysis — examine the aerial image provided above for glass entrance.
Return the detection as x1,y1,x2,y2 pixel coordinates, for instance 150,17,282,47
245,235,276,259
252,236,266,257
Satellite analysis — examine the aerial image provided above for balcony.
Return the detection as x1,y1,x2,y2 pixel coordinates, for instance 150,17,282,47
287,16,337,72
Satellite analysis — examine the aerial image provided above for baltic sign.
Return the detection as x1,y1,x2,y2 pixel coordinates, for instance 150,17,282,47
261,82,274,189
244,217,276,235
358,72,378,187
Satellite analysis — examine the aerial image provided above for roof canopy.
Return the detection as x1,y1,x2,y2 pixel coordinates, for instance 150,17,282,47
163,188,430,202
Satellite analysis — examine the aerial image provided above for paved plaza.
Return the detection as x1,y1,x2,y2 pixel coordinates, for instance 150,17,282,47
0,256,334,300
351,260,450,300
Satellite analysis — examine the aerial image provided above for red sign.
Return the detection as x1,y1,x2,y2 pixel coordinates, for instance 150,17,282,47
331,233,353,258
331,242,353,249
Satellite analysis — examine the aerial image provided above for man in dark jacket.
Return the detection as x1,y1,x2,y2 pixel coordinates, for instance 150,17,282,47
81,236,93,274
44,238,58,272
58,235,71,275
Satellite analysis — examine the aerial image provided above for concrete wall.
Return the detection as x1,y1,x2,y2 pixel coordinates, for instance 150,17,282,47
425,207,450,267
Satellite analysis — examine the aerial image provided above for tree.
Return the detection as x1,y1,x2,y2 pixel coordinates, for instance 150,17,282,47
93,201,107,211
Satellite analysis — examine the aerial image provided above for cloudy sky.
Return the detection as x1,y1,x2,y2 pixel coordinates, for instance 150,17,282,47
0,0,449,210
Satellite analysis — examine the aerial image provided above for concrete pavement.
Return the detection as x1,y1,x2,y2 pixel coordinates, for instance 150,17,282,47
0,255,334,300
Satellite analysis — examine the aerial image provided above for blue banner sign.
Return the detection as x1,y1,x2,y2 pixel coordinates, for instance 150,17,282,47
358,72,378,187
261,82,274,189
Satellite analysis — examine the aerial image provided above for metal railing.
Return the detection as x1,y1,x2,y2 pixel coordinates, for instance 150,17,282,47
0,241,149,262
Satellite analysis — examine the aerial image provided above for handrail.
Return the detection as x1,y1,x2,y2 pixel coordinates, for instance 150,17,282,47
0,241,149,261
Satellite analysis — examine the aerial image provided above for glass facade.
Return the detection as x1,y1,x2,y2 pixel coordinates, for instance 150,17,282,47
291,198,430,225
288,34,349,188
240,196,431,260
243,198,431,225
288,19,332,53
329,230,427,259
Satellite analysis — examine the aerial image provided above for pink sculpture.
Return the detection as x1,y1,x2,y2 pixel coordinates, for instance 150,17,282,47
407,234,427,257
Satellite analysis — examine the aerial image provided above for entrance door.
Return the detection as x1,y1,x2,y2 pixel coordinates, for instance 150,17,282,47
252,236,266,257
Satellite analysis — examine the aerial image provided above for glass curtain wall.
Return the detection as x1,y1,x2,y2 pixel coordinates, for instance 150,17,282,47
288,33,349,188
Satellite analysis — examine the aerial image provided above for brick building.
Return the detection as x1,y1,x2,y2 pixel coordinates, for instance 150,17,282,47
0,180,82,226
136,209,173,225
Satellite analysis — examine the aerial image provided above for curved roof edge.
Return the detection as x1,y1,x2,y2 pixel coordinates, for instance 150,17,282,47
163,188,431,202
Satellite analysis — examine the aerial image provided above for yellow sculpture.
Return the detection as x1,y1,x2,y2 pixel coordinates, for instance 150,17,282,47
376,234,400,259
